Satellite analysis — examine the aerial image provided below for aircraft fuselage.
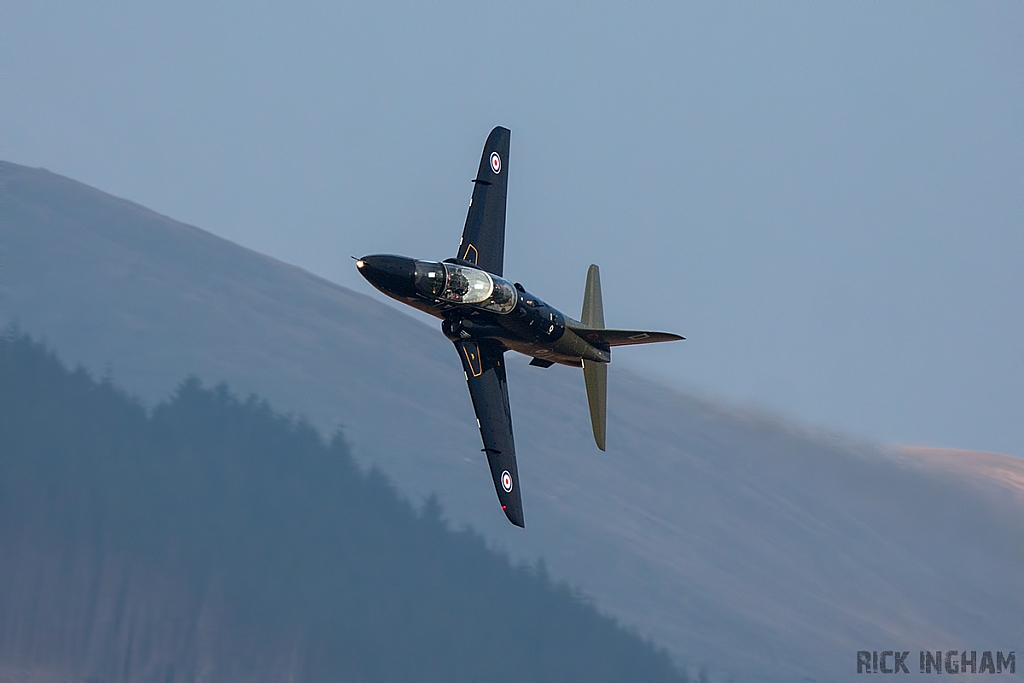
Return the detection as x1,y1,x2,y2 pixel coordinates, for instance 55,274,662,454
356,254,609,368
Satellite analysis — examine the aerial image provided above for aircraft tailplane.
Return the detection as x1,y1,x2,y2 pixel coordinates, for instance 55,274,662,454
582,359,607,451
581,264,605,328
580,265,607,450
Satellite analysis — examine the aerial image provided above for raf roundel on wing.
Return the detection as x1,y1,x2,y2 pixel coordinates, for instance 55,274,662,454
490,151,501,174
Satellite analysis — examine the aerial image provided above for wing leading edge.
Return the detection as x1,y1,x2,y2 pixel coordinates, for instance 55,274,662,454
454,339,524,527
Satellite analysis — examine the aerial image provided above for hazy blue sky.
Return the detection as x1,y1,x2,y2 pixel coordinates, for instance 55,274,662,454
3,2,1021,456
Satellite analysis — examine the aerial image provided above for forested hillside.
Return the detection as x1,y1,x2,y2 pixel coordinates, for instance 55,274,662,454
5,161,1022,682
0,332,686,683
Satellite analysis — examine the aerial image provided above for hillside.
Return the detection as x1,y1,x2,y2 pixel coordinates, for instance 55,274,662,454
0,333,685,682
2,160,1022,682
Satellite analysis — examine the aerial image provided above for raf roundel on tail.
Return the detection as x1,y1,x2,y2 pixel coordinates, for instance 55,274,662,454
355,126,685,527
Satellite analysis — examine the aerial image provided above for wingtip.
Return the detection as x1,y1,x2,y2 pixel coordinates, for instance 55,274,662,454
502,502,525,527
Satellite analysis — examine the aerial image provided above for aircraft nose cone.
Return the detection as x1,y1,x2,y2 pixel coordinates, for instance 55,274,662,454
356,254,417,297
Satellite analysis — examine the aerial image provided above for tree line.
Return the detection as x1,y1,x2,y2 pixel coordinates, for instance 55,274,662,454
0,331,688,682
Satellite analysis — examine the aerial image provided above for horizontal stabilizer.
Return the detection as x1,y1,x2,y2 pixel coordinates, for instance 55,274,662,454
569,327,685,349
583,359,607,451
581,264,605,329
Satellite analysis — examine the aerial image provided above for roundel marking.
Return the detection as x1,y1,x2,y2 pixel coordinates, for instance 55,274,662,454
501,470,513,493
490,151,501,174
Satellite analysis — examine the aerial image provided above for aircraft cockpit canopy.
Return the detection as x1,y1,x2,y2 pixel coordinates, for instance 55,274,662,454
414,261,517,313
414,261,447,297
484,274,517,313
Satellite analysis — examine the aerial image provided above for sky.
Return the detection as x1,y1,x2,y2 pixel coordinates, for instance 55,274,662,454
3,2,1021,457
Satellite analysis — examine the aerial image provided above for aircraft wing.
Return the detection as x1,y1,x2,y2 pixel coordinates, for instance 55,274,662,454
457,127,510,276
453,338,524,527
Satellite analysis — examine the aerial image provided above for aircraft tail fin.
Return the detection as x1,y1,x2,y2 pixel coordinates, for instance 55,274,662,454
575,264,685,346
567,327,686,348
575,263,685,449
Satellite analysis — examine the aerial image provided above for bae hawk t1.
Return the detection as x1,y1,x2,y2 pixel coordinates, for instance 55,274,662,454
357,127,684,527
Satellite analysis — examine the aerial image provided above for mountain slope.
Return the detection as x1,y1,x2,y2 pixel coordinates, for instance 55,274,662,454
0,333,685,683
2,160,1021,682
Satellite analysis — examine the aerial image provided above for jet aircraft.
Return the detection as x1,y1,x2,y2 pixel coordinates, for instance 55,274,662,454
356,127,683,527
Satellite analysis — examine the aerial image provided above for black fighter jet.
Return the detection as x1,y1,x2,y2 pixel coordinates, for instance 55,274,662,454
356,127,683,527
